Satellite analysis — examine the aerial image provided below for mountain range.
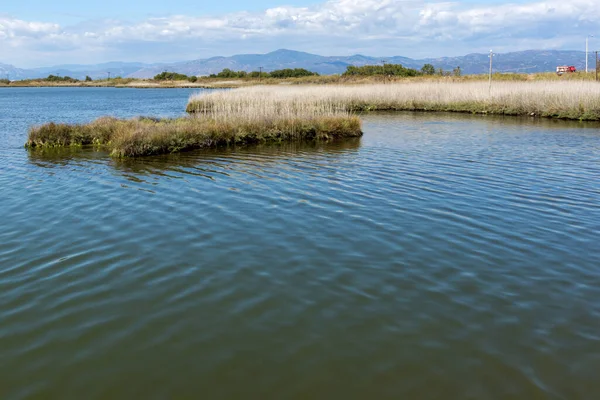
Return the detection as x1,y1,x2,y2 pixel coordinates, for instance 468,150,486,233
1,49,593,80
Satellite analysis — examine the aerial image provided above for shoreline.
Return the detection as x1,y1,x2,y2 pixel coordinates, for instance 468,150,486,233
1,83,239,89
5,72,600,90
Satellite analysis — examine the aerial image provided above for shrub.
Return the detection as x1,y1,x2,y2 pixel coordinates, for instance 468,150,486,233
421,64,435,75
216,68,240,78
45,74,79,83
85,75,93,82
343,64,421,77
154,71,190,81
269,68,318,78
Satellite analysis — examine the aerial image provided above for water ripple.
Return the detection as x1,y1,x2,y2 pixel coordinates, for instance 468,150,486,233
2,90,600,399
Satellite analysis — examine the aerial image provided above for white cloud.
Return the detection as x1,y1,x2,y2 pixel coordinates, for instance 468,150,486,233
1,0,599,66
0,17,61,38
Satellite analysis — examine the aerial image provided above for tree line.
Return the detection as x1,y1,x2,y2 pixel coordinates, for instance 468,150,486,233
154,68,319,81
207,68,319,79
153,71,198,82
153,65,463,80
343,63,461,77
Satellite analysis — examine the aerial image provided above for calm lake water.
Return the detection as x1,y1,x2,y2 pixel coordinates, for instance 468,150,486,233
1,87,600,399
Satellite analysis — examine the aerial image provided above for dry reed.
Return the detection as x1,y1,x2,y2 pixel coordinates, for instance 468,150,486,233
188,81,600,120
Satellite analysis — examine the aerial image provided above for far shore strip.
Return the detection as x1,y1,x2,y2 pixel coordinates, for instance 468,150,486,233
25,81,600,157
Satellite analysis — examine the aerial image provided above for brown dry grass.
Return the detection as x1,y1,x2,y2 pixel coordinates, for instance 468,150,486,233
188,81,600,120
26,112,362,157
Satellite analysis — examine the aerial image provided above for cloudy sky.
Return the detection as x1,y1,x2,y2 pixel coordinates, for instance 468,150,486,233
1,0,598,67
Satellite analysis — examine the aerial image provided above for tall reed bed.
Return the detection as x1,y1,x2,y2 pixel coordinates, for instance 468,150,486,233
188,81,600,120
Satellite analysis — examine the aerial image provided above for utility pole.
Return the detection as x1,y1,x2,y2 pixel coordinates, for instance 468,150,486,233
586,35,594,73
488,50,494,94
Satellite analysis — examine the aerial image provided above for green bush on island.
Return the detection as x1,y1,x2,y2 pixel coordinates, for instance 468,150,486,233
0,78,10,85
212,68,242,78
343,64,421,77
421,64,435,75
269,68,319,78
44,74,79,83
153,71,198,82
85,76,93,82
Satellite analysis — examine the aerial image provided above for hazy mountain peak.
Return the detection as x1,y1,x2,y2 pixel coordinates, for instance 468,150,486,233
1,49,589,80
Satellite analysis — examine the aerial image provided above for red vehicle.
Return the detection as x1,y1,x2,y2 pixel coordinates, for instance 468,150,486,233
556,65,577,75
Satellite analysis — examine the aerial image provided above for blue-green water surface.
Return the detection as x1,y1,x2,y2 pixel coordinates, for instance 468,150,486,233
1,88,600,399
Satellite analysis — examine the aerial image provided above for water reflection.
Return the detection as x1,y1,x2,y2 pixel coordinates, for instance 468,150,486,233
28,138,361,172
364,111,600,131
26,146,108,169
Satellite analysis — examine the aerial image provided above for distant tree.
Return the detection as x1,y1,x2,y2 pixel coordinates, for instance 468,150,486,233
452,66,461,77
0,78,10,85
216,68,239,78
85,75,93,82
421,64,435,75
269,68,318,78
188,76,197,83
343,64,420,77
45,74,79,83
154,71,190,81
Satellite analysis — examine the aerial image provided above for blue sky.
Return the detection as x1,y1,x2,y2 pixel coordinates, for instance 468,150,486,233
1,0,598,67
2,0,324,25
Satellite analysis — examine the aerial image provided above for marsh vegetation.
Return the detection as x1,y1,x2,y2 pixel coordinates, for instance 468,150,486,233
188,81,600,120
26,97,362,157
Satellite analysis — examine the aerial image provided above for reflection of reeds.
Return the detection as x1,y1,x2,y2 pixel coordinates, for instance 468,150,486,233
188,82,600,120
26,110,362,157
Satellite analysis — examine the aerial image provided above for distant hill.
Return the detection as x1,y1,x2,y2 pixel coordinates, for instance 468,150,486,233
31,62,155,80
0,63,31,80
0,62,156,81
128,49,590,78
1,49,592,80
